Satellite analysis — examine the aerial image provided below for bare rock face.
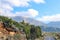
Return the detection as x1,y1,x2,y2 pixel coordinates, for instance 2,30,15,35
0,22,27,40
0,22,16,40
0,22,9,34
0,22,8,40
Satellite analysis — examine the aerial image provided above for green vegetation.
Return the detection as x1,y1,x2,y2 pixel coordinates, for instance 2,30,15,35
35,26,42,38
0,16,60,40
20,20,42,40
0,16,42,40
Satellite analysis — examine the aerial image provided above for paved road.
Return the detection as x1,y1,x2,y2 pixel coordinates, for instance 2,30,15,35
44,36,56,40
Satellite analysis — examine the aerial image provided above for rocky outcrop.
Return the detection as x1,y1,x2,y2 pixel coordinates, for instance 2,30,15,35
0,22,27,40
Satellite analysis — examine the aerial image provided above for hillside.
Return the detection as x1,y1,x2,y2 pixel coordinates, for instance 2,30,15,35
0,16,42,40
41,21,60,32
12,16,46,26
47,21,60,28
41,26,60,32
0,21,21,40
12,16,60,32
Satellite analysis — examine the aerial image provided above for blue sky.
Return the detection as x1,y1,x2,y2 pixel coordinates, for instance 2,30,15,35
0,0,60,23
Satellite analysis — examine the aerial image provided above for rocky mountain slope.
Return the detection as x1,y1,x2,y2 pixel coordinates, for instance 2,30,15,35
12,16,46,26
0,21,27,40
47,21,60,28
12,16,60,32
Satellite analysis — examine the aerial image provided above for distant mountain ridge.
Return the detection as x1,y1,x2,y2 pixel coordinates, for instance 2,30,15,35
47,21,60,28
12,16,46,26
42,21,60,32
12,16,60,32
41,26,60,32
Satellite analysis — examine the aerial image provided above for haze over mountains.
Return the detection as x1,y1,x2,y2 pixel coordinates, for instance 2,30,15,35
12,16,46,26
47,21,60,28
12,16,60,32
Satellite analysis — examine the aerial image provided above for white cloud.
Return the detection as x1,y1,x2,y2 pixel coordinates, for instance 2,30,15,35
0,0,45,18
0,1,14,17
2,0,45,7
0,4,39,18
15,9,39,17
0,8,15,17
2,3,13,11
33,0,45,3
3,0,30,7
37,14,60,22
28,9,39,17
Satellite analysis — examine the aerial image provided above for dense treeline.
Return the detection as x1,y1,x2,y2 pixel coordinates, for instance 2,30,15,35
0,16,42,40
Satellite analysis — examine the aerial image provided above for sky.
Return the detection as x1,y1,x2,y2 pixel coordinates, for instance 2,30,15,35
0,0,60,23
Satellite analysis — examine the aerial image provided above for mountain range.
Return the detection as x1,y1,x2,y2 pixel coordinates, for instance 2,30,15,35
12,16,60,32
47,21,60,28
12,16,46,26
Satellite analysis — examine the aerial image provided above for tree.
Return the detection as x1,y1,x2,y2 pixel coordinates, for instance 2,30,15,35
20,20,25,25
29,25,42,40
35,26,42,38
0,16,42,40
30,25,36,40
